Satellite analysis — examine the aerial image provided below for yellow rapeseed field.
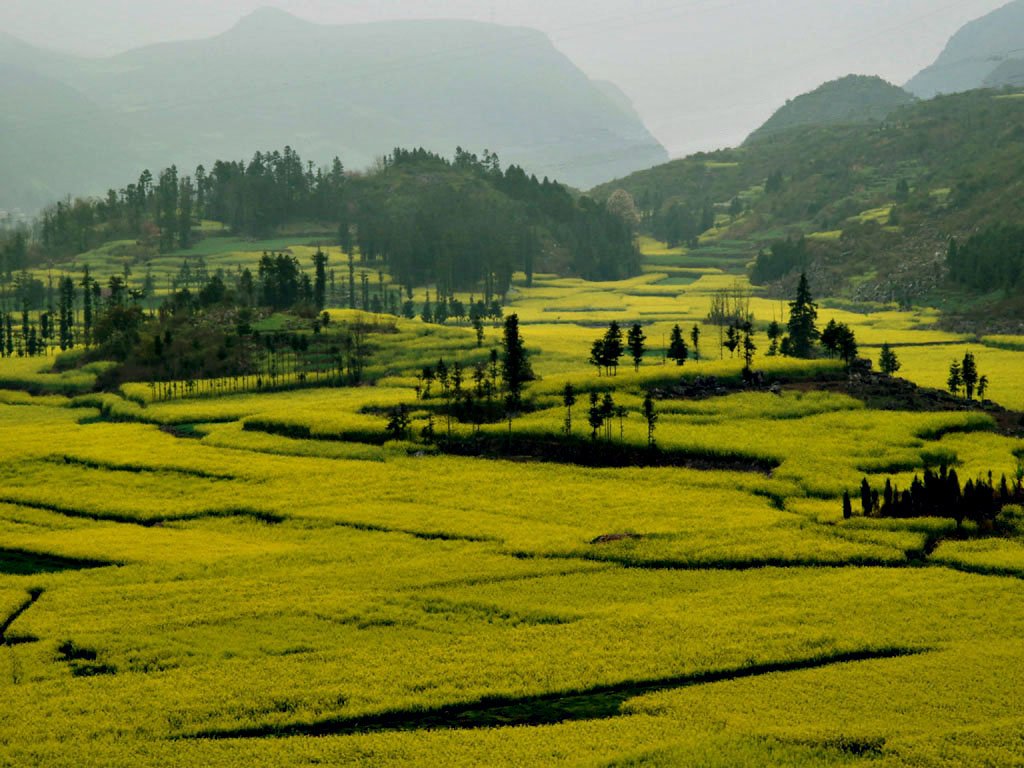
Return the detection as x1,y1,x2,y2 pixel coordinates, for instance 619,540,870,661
0,237,1023,766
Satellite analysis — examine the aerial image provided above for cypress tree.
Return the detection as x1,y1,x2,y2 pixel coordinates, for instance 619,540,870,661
860,478,872,516
312,249,328,311
667,324,688,366
562,383,577,435
961,351,978,400
81,266,92,347
947,360,963,396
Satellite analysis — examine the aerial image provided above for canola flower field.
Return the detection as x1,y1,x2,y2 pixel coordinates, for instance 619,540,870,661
1,241,1023,766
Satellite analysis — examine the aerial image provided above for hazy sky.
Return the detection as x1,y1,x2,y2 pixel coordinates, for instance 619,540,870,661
1,0,1012,155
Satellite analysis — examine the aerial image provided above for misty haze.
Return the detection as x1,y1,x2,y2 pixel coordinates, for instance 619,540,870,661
0,2,1023,766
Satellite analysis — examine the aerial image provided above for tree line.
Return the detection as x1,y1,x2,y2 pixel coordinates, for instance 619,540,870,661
845,463,1024,529
947,226,1023,293
20,145,641,305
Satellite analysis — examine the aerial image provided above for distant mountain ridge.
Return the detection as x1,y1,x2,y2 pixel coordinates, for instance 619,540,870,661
905,0,1024,97
0,9,667,212
745,75,915,145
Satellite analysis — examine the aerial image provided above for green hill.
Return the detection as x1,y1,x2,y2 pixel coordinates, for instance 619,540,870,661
0,9,667,212
745,75,915,144
591,88,1024,330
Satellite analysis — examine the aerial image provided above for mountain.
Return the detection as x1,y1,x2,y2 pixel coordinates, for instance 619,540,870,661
0,61,149,213
905,0,1024,97
745,75,915,144
0,9,667,213
591,89,1024,328
984,56,1024,87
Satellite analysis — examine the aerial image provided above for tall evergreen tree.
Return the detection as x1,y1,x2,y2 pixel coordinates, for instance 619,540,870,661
500,314,532,407
690,324,701,361
787,273,819,358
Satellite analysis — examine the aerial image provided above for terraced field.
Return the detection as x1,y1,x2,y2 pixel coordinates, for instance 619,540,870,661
1,240,1023,766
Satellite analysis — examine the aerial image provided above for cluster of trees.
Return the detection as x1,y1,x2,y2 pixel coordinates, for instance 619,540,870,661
126,313,382,400
385,314,534,439
28,146,641,300
819,319,858,364
650,199,715,248
560,383,658,447
750,236,811,285
844,465,1024,528
947,226,1024,292
947,351,988,400
588,322,648,375
667,324,700,366
588,321,704,374
716,321,757,370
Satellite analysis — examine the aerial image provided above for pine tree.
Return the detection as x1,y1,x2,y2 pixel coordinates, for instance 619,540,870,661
860,478,872,516
312,249,328,311
601,393,615,440
766,321,781,356
837,324,858,366
947,359,963,396
562,383,577,435
627,323,646,372
642,391,657,448
500,314,532,408
820,319,840,358
589,338,607,377
842,491,852,520
690,324,701,361
667,324,688,366
742,328,756,372
81,266,93,347
787,273,819,358
588,391,603,440
879,343,900,375
602,321,624,375
961,351,978,400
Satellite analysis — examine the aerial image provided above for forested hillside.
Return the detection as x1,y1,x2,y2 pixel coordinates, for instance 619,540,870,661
745,75,915,144
591,87,1024,330
0,11,666,212
1,146,639,301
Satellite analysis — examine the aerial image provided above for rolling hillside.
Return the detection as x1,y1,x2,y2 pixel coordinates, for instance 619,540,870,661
591,87,1024,330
